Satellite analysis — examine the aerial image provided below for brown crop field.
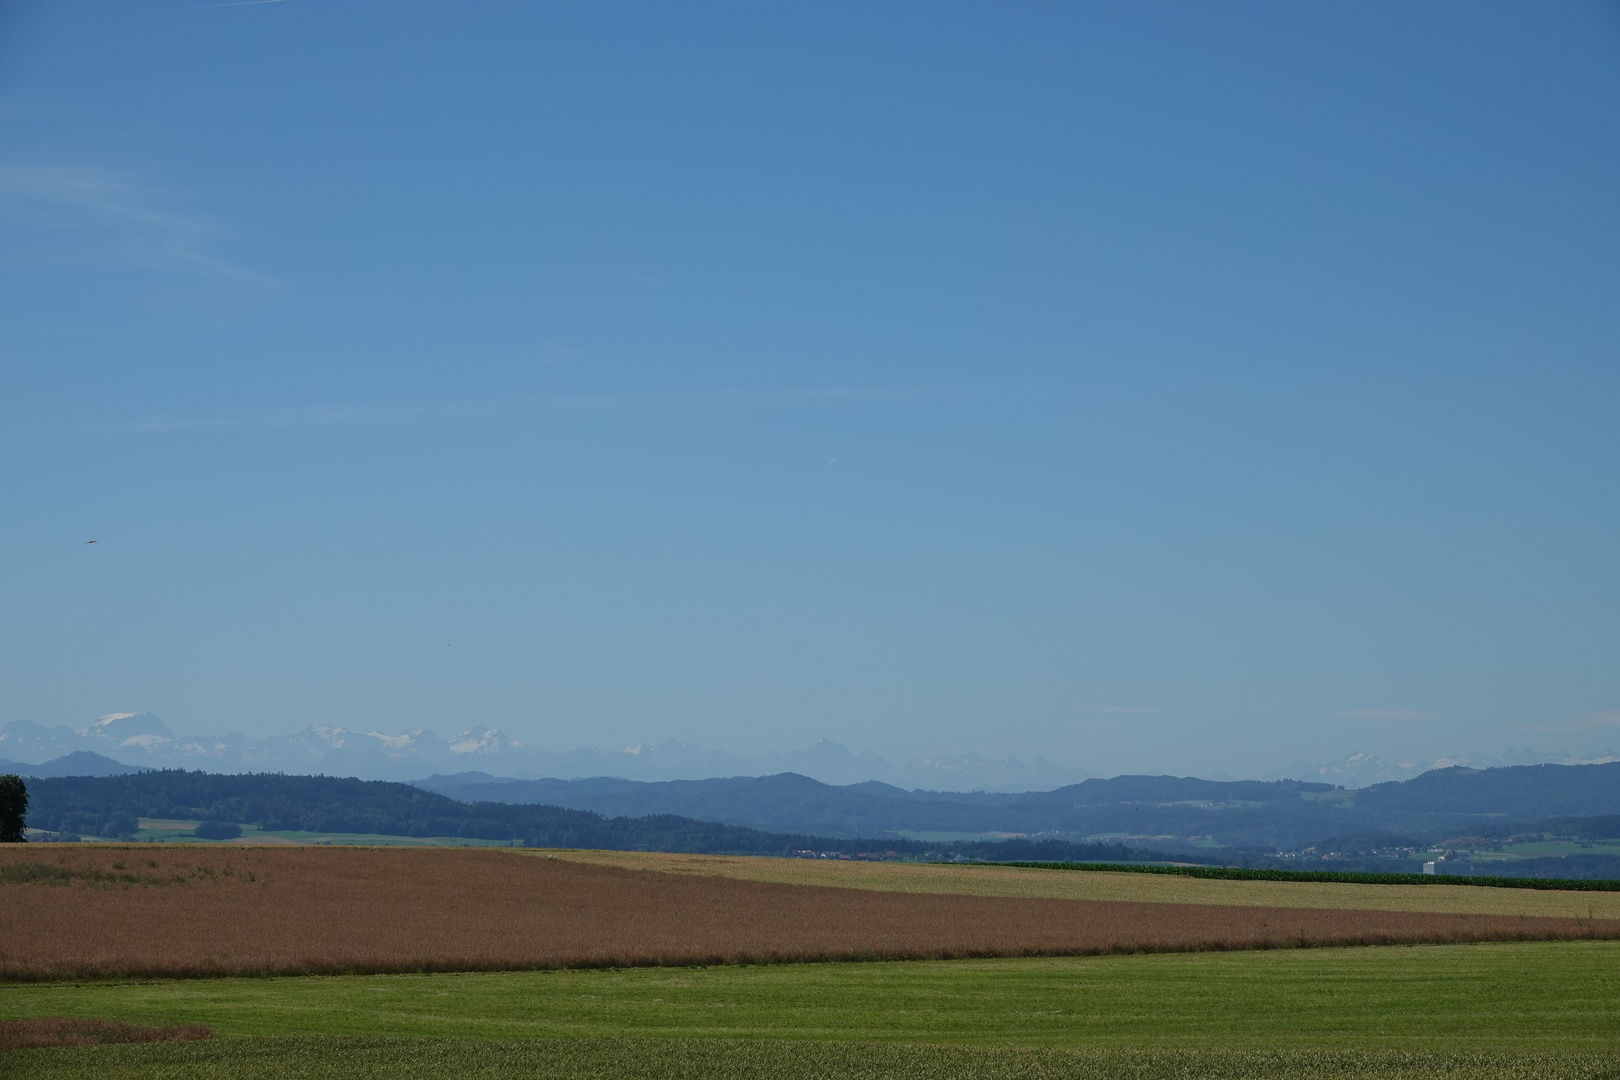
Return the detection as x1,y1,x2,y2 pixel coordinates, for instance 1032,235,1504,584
3,846,1618,981
0,1016,210,1049
548,849,1620,918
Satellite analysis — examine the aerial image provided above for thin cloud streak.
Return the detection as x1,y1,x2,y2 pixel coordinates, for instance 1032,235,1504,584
0,164,270,283
42,386,987,438
1516,710,1620,734
1328,709,1439,721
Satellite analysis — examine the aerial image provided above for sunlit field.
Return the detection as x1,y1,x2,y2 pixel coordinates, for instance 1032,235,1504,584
7,943,1620,1078
6,846,1616,980
548,848,1620,918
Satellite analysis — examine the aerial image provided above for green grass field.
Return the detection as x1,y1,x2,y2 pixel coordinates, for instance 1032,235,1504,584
1485,839,1620,860
5,942,1620,1076
42,823,522,847
7,941,1619,1047
12,1038,1617,1080
233,827,517,848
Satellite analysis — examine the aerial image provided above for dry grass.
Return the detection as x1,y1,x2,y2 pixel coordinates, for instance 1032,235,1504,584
0,1016,209,1049
2,846,1617,980
545,849,1620,919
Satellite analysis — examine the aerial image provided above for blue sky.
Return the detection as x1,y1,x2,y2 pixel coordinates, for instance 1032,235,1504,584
1,1,1617,777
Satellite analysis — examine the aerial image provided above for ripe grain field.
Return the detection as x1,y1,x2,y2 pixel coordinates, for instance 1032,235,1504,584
3,846,1619,980
547,849,1620,918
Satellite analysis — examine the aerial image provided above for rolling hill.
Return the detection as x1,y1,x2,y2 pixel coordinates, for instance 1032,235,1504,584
417,763,1620,849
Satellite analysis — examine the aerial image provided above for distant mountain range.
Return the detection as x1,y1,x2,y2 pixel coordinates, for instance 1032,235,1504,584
419,762,1620,851
0,751,146,779
23,763,1620,877
0,714,1088,791
1270,749,1620,788
5,711,1615,795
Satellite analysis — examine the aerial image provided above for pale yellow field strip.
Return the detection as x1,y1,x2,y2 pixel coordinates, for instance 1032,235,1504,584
137,819,198,830
534,848,1620,920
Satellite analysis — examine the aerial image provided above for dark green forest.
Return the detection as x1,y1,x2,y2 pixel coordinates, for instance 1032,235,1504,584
14,767,1620,878
19,770,1163,864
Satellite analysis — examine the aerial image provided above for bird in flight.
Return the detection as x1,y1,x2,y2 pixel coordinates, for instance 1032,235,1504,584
84,540,98,544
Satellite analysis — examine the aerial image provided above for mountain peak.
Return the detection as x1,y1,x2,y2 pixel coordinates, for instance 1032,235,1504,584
84,711,172,738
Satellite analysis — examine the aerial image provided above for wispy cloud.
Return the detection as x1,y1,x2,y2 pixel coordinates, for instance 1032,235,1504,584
88,400,471,435
1327,709,1439,721
41,386,971,437
1070,707,1156,733
0,164,268,282
1516,710,1620,734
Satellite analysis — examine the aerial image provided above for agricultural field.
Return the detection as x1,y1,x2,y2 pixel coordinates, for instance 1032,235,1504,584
4,845,1619,980
6,944,1620,1077
17,1038,1620,1080
48,820,523,848
1482,839,1620,861
7,941,1619,1046
6,846,1620,1077
551,848,1620,918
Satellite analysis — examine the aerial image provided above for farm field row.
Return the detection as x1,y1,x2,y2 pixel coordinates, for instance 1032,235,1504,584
547,848,1620,919
5,846,1618,979
48,822,521,848
16,1038,1619,1080
6,943,1620,1048
1482,839,1620,860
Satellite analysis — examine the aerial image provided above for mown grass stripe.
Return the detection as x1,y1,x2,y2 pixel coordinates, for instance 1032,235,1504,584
12,1037,1620,1080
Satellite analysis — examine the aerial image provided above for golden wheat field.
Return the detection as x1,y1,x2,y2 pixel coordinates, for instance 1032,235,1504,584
2,845,1617,980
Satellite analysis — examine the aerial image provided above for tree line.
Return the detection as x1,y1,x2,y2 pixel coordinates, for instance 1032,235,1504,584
18,770,1167,863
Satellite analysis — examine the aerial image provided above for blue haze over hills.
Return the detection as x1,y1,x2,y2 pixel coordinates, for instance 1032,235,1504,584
0,711,1087,790
3,711,1614,793
19,754,1620,881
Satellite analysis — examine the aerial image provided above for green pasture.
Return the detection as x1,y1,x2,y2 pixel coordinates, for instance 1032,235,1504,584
39,823,519,847
1488,839,1620,860
4,941,1618,1049
894,829,1021,842
7,943,1619,1077
235,828,516,848
10,1039,1618,1080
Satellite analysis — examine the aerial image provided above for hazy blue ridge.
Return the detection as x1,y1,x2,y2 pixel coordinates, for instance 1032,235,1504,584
412,765,1620,853
4,751,147,779
1352,763,1620,818
20,771,1175,865
15,763,1620,876
0,718,1091,791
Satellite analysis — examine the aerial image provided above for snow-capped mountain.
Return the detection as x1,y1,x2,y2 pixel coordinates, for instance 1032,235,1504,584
0,713,530,782
0,714,1090,791
12,713,1611,794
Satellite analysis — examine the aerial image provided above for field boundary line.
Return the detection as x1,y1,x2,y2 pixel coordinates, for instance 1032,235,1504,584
995,861,1620,892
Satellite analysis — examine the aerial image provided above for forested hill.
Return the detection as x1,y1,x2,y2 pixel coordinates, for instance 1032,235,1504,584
25,770,831,853
416,771,1343,841
21,765,1620,872
417,764,1620,849
1352,762,1620,819
19,770,1167,864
